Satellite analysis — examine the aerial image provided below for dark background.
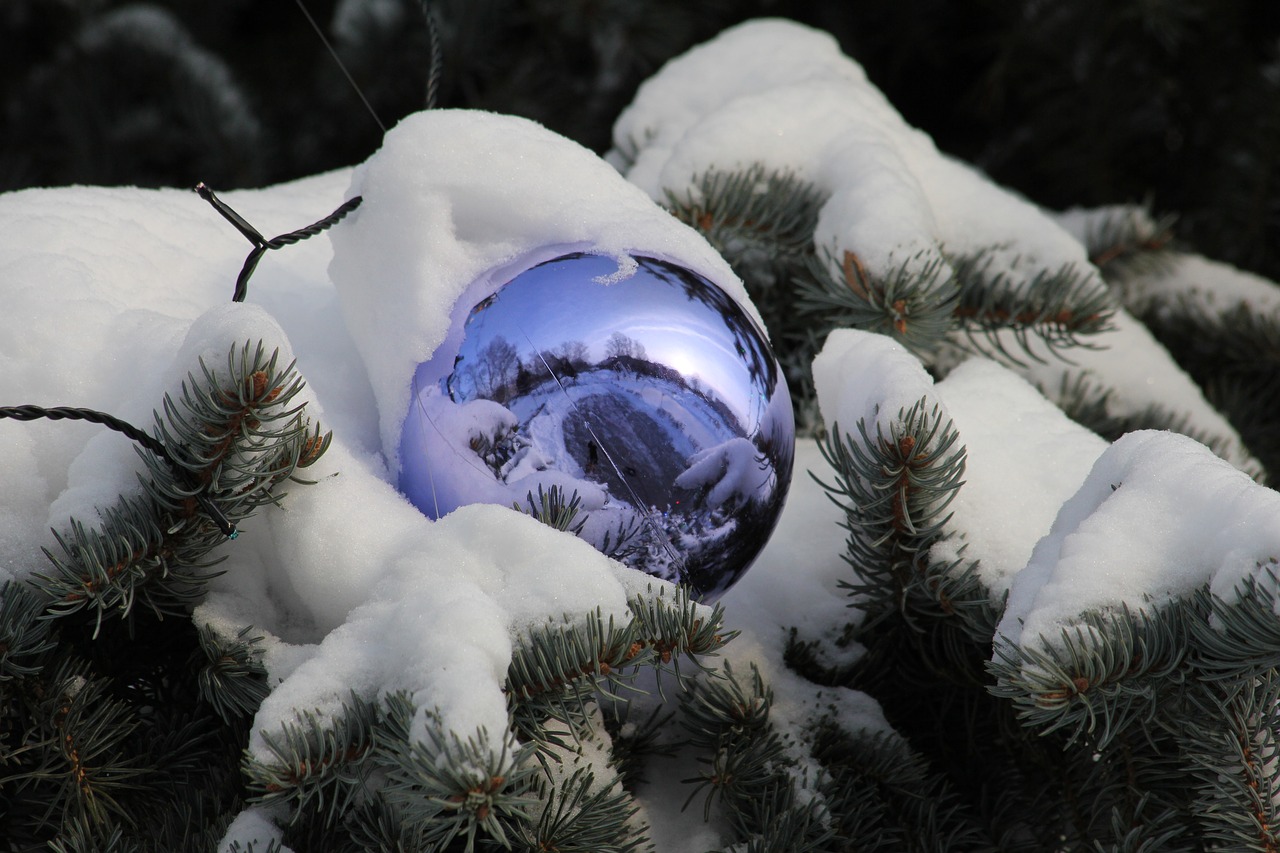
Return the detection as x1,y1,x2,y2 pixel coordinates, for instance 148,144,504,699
3,0,1280,280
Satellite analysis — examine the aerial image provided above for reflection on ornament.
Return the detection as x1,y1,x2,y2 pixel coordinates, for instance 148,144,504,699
398,252,794,599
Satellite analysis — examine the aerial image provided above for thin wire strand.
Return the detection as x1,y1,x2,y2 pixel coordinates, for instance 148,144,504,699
294,0,386,133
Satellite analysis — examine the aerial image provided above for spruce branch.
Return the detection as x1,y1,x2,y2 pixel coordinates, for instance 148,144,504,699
44,817,130,853
987,603,1189,749
512,767,651,853
625,584,735,674
811,724,993,851
665,165,828,270
814,401,969,631
506,609,648,762
720,782,835,853
37,496,215,628
1081,205,1178,283
797,246,1116,366
1086,794,1186,853
340,796,416,853
676,662,836,850
31,341,330,631
679,661,772,752
679,662,787,821
505,586,732,739
1188,562,1280,680
242,693,379,828
948,250,1117,365
0,581,57,682
5,658,147,831
1177,674,1280,851
514,484,587,535
506,610,647,705
195,624,269,724
375,693,538,853
600,701,676,788
797,249,958,358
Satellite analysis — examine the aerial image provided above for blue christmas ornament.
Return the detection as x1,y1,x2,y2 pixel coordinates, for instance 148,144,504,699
398,252,794,599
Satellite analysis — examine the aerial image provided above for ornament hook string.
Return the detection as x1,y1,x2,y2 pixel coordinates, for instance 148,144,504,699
294,0,387,133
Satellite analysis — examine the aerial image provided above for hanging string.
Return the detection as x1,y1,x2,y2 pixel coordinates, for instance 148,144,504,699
0,405,237,538
294,0,387,133
194,183,363,303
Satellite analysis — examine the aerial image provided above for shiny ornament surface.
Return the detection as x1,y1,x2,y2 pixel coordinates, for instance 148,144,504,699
399,252,794,599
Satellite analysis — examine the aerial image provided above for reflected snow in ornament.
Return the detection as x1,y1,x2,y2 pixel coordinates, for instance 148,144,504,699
399,253,795,599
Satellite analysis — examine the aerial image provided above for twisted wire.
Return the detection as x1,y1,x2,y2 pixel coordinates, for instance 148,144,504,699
0,404,236,538
194,183,363,302
422,0,443,110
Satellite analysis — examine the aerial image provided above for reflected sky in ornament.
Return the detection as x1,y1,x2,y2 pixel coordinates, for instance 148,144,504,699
399,253,794,599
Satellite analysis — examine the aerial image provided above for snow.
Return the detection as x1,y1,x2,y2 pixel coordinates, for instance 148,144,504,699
997,430,1280,652
614,15,1259,477
612,18,1107,300
1,19,1278,849
0,106,852,849
328,109,754,479
217,808,291,853
674,437,770,508
931,358,1109,593
1128,251,1280,317
980,306,1264,477
813,329,1108,595
811,329,935,439
1054,204,1280,319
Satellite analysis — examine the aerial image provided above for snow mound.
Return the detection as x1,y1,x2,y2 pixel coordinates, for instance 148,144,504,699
613,20,1260,480
931,359,1108,593
611,18,1103,298
329,109,753,477
813,329,1106,595
998,430,1280,652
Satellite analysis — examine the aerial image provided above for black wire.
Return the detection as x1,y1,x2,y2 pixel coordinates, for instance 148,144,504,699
0,405,166,456
194,183,363,302
422,0,442,110
0,405,237,538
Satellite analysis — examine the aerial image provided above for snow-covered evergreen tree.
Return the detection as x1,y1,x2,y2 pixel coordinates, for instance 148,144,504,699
2,12,1280,853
